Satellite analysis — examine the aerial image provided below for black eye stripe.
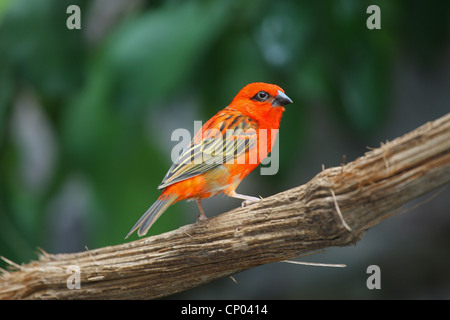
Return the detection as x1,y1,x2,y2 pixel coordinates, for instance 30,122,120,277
251,91,270,102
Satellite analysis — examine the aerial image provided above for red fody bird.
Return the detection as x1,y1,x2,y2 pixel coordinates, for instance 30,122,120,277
126,82,293,238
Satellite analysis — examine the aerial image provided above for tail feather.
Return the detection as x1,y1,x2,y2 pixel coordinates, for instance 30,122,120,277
125,195,177,238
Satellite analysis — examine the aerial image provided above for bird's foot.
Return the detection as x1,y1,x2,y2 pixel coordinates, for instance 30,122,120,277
197,214,208,222
241,196,263,208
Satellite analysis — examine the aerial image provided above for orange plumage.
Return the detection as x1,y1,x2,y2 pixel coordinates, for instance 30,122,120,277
126,82,292,237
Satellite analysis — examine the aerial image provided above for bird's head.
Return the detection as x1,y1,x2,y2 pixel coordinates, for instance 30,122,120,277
231,82,292,111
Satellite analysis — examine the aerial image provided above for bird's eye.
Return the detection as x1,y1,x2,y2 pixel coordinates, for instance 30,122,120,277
252,91,270,102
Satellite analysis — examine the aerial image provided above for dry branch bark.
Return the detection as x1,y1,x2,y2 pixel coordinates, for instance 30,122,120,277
1,113,450,300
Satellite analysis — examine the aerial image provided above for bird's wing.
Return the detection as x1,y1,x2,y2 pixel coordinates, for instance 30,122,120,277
158,109,258,189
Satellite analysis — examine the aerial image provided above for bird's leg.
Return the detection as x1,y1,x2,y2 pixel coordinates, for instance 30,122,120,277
196,200,208,221
228,192,262,208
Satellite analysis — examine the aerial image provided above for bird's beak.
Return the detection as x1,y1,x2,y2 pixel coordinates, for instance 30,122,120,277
273,90,293,107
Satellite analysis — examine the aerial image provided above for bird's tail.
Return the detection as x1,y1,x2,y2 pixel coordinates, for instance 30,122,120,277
125,194,177,238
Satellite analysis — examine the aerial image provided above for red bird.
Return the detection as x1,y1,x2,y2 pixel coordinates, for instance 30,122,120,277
126,82,292,237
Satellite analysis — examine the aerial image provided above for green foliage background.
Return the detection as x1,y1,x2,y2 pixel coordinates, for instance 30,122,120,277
0,0,449,298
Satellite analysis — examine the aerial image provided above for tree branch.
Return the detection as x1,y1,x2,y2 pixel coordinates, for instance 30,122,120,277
1,113,450,299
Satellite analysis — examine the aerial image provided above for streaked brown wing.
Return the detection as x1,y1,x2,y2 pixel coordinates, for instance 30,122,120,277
158,109,258,189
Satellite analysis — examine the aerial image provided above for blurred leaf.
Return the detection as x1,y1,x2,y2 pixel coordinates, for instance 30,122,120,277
0,0,84,101
105,0,233,116
0,65,13,137
0,0,13,21
395,0,450,66
62,0,233,163
337,48,391,135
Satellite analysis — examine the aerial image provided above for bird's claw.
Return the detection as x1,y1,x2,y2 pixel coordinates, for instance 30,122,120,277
241,196,263,208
